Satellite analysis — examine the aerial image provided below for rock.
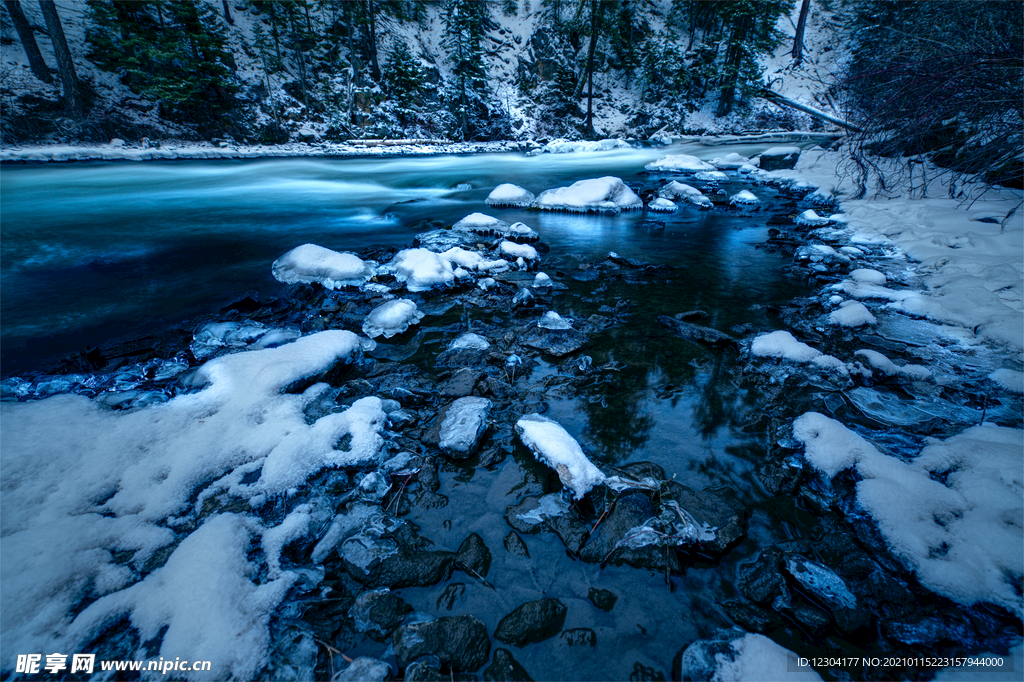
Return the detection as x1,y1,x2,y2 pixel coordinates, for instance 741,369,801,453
783,554,870,635
618,462,666,481
657,316,738,350
484,649,533,682
419,457,440,492
660,482,747,557
456,533,492,578
786,600,832,639
588,588,617,612
436,583,466,611
370,550,455,589
438,397,492,458
738,548,784,605
393,616,490,673
436,346,490,369
520,326,587,357
758,146,801,171
335,657,391,681
560,628,596,646
495,598,567,647
414,229,478,253
629,662,667,681
440,368,483,398
350,588,412,640
722,600,773,633
578,493,683,572
504,531,530,558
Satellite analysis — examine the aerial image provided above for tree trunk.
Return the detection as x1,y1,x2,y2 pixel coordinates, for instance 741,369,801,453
366,0,381,82
37,0,82,116
716,14,750,117
3,0,50,82
792,0,810,64
584,0,600,137
221,0,233,25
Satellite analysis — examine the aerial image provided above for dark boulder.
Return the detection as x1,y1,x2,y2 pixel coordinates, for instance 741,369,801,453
483,649,533,682
495,598,567,647
393,616,490,673
456,533,492,578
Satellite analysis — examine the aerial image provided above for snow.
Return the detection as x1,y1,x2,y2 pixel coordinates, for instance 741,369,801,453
828,301,877,327
648,197,678,213
988,369,1024,394
710,152,751,169
449,333,490,351
527,138,633,155
533,272,554,288
695,170,730,183
537,311,572,330
272,244,377,289
486,184,535,208
362,299,425,339
729,190,760,205
659,181,713,208
440,247,509,274
385,248,455,291
1,331,375,664
760,146,802,158
849,268,887,285
67,514,295,682
750,330,821,363
644,154,715,172
534,176,642,214
514,414,606,499
795,209,830,226
793,413,1023,616
716,634,823,682
452,212,510,236
500,241,539,260
439,397,492,456
854,349,931,380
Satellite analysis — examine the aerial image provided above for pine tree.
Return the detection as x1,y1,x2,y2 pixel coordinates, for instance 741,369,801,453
4,0,51,83
441,0,491,140
382,39,427,126
714,0,792,116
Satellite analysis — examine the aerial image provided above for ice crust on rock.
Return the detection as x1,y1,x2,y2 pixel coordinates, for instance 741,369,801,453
528,138,632,155
647,197,678,213
453,212,510,237
659,181,713,208
385,248,455,291
439,397,492,456
272,244,376,289
796,209,830,227
679,630,823,682
440,247,509,274
854,349,930,380
750,331,822,363
537,311,573,330
486,184,535,208
514,414,605,499
450,333,490,351
695,170,729,183
711,152,751,169
644,154,714,172
988,368,1024,394
362,299,425,339
534,176,642,213
500,241,539,260
729,190,760,205
793,412,1024,616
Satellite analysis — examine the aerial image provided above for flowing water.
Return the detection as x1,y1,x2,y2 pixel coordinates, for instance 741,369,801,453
0,144,858,679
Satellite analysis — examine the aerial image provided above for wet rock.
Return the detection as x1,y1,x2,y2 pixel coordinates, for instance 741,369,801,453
484,649,533,682
660,482,747,557
369,549,455,589
437,583,466,611
629,662,667,681
579,493,683,572
495,598,567,647
419,457,440,492
504,531,530,558
520,326,587,357
350,588,412,640
393,616,490,673
416,490,450,509
722,600,774,633
438,397,492,458
657,316,738,350
738,548,785,605
561,628,596,646
440,368,483,398
783,554,870,635
505,494,567,535
456,533,492,578
436,347,491,369
786,599,832,639
414,229,478,252
618,461,666,481
881,616,977,647
758,148,801,171
588,588,618,612
335,657,391,681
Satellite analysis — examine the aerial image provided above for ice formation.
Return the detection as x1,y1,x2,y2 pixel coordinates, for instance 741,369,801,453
500,241,539,261
534,176,642,213
486,184,535,208
537,311,572,330
711,152,750,169
533,272,553,288
514,414,605,499
854,349,930,380
272,243,376,289
988,368,1024,394
694,170,729,183
729,190,760,205
647,197,678,213
750,330,821,362
362,299,425,339
440,246,509,273
385,248,455,291
644,154,715,172
449,332,490,350
795,209,831,227
452,212,511,237
659,181,713,208
679,630,822,682
793,413,1023,616
527,138,632,155
439,397,492,456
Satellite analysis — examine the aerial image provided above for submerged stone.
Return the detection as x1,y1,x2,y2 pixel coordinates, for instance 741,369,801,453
350,588,412,640
495,598,567,647
456,533,492,578
588,588,618,612
393,616,490,673
484,649,533,682
520,326,587,357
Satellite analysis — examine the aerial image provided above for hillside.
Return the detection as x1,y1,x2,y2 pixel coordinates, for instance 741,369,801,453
0,0,845,146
